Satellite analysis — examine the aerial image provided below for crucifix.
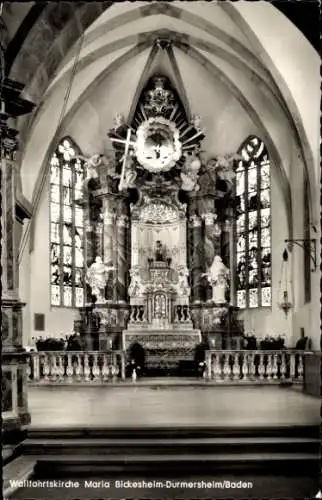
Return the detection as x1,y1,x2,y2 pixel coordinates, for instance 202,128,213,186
110,128,136,191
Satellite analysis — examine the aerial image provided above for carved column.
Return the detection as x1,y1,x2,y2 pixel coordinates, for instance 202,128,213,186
188,214,203,304
116,214,129,303
1,85,35,453
202,213,215,302
225,218,235,305
102,197,115,267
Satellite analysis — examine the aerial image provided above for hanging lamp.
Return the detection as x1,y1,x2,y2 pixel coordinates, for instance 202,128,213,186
277,249,293,316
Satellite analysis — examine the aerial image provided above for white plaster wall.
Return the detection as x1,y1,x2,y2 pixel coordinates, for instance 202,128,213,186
27,186,78,339
231,1,320,182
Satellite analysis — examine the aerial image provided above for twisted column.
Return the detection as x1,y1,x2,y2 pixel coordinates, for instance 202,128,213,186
188,215,203,304
116,215,129,303
102,198,115,267
203,213,215,302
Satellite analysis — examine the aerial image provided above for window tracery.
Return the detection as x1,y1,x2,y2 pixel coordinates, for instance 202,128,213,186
234,136,271,309
50,137,86,307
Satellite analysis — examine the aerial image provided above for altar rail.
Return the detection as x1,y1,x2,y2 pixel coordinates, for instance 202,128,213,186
28,351,126,383
205,350,304,384
27,350,304,385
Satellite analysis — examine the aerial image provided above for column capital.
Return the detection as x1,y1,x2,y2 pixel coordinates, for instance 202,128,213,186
117,215,129,227
202,213,215,226
189,215,202,227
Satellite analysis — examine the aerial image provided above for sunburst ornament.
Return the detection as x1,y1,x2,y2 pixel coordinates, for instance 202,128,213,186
135,117,182,172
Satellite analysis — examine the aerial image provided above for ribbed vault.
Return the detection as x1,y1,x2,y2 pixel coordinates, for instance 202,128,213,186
2,1,319,231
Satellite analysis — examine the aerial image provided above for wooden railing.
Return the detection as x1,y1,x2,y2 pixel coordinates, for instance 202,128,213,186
27,351,126,383
205,350,304,384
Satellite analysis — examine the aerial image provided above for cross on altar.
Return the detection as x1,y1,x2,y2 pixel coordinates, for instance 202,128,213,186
110,128,136,191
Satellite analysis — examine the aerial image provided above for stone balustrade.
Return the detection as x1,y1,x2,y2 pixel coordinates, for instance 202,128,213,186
27,349,306,385
27,351,125,383
205,350,304,384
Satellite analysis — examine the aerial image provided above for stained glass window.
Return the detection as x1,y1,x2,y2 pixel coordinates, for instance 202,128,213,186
50,137,86,307
234,136,271,308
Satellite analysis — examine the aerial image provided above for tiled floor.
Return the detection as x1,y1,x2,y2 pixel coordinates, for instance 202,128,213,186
27,384,320,428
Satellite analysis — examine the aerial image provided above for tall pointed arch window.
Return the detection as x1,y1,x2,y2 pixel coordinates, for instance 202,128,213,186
50,137,86,308
234,136,271,309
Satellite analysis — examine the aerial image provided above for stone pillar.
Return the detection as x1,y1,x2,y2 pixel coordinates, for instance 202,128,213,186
116,214,129,303
188,215,203,304
1,100,33,451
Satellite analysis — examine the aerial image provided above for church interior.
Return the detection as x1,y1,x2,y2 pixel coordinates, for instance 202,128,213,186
1,1,320,498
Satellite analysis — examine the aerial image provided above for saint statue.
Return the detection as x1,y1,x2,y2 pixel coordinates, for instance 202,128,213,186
128,267,144,297
175,266,190,297
155,240,166,262
86,256,115,303
202,255,229,304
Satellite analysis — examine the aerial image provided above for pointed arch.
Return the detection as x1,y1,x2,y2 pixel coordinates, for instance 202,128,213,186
234,135,271,309
49,136,86,308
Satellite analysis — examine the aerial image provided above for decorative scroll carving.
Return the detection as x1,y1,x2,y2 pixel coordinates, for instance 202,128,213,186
144,76,175,115
138,199,178,224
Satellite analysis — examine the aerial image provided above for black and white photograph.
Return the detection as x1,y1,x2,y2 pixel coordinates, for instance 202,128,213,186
1,1,320,499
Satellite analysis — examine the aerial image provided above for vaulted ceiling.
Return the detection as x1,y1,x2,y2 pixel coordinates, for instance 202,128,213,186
1,1,319,225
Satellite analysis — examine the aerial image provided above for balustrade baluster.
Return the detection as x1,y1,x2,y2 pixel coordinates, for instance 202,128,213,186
26,356,32,380
51,355,58,381
272,353,278,380
258,354,265,380
56,355,64,382
43,354,50,381
266,354,273,381
205,351,211,379
92,353,100,380
102,354,109,381
75,354,82,382
212,353,221,381
66,353,73,380
84,354,90,381
280,353,286,379
290,354,295,380
33,354,40,381
250,353,256,379
297,354,304,381
111,355,119,381
241,353,248,380
232,353,240,380
223,353,231,381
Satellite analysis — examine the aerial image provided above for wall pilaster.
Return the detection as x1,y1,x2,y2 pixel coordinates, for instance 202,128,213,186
1,89,34,449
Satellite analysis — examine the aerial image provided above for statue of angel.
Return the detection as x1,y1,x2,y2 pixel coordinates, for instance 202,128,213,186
207,154,241,193
202,255,229,304
86,256,115,303
113,112,125,130
191,114,203,132
180,152,201,191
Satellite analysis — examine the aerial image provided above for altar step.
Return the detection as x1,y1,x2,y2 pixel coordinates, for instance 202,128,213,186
22,426,319,477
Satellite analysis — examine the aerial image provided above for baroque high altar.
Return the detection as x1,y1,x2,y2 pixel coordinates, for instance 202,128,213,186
76,76,243,369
